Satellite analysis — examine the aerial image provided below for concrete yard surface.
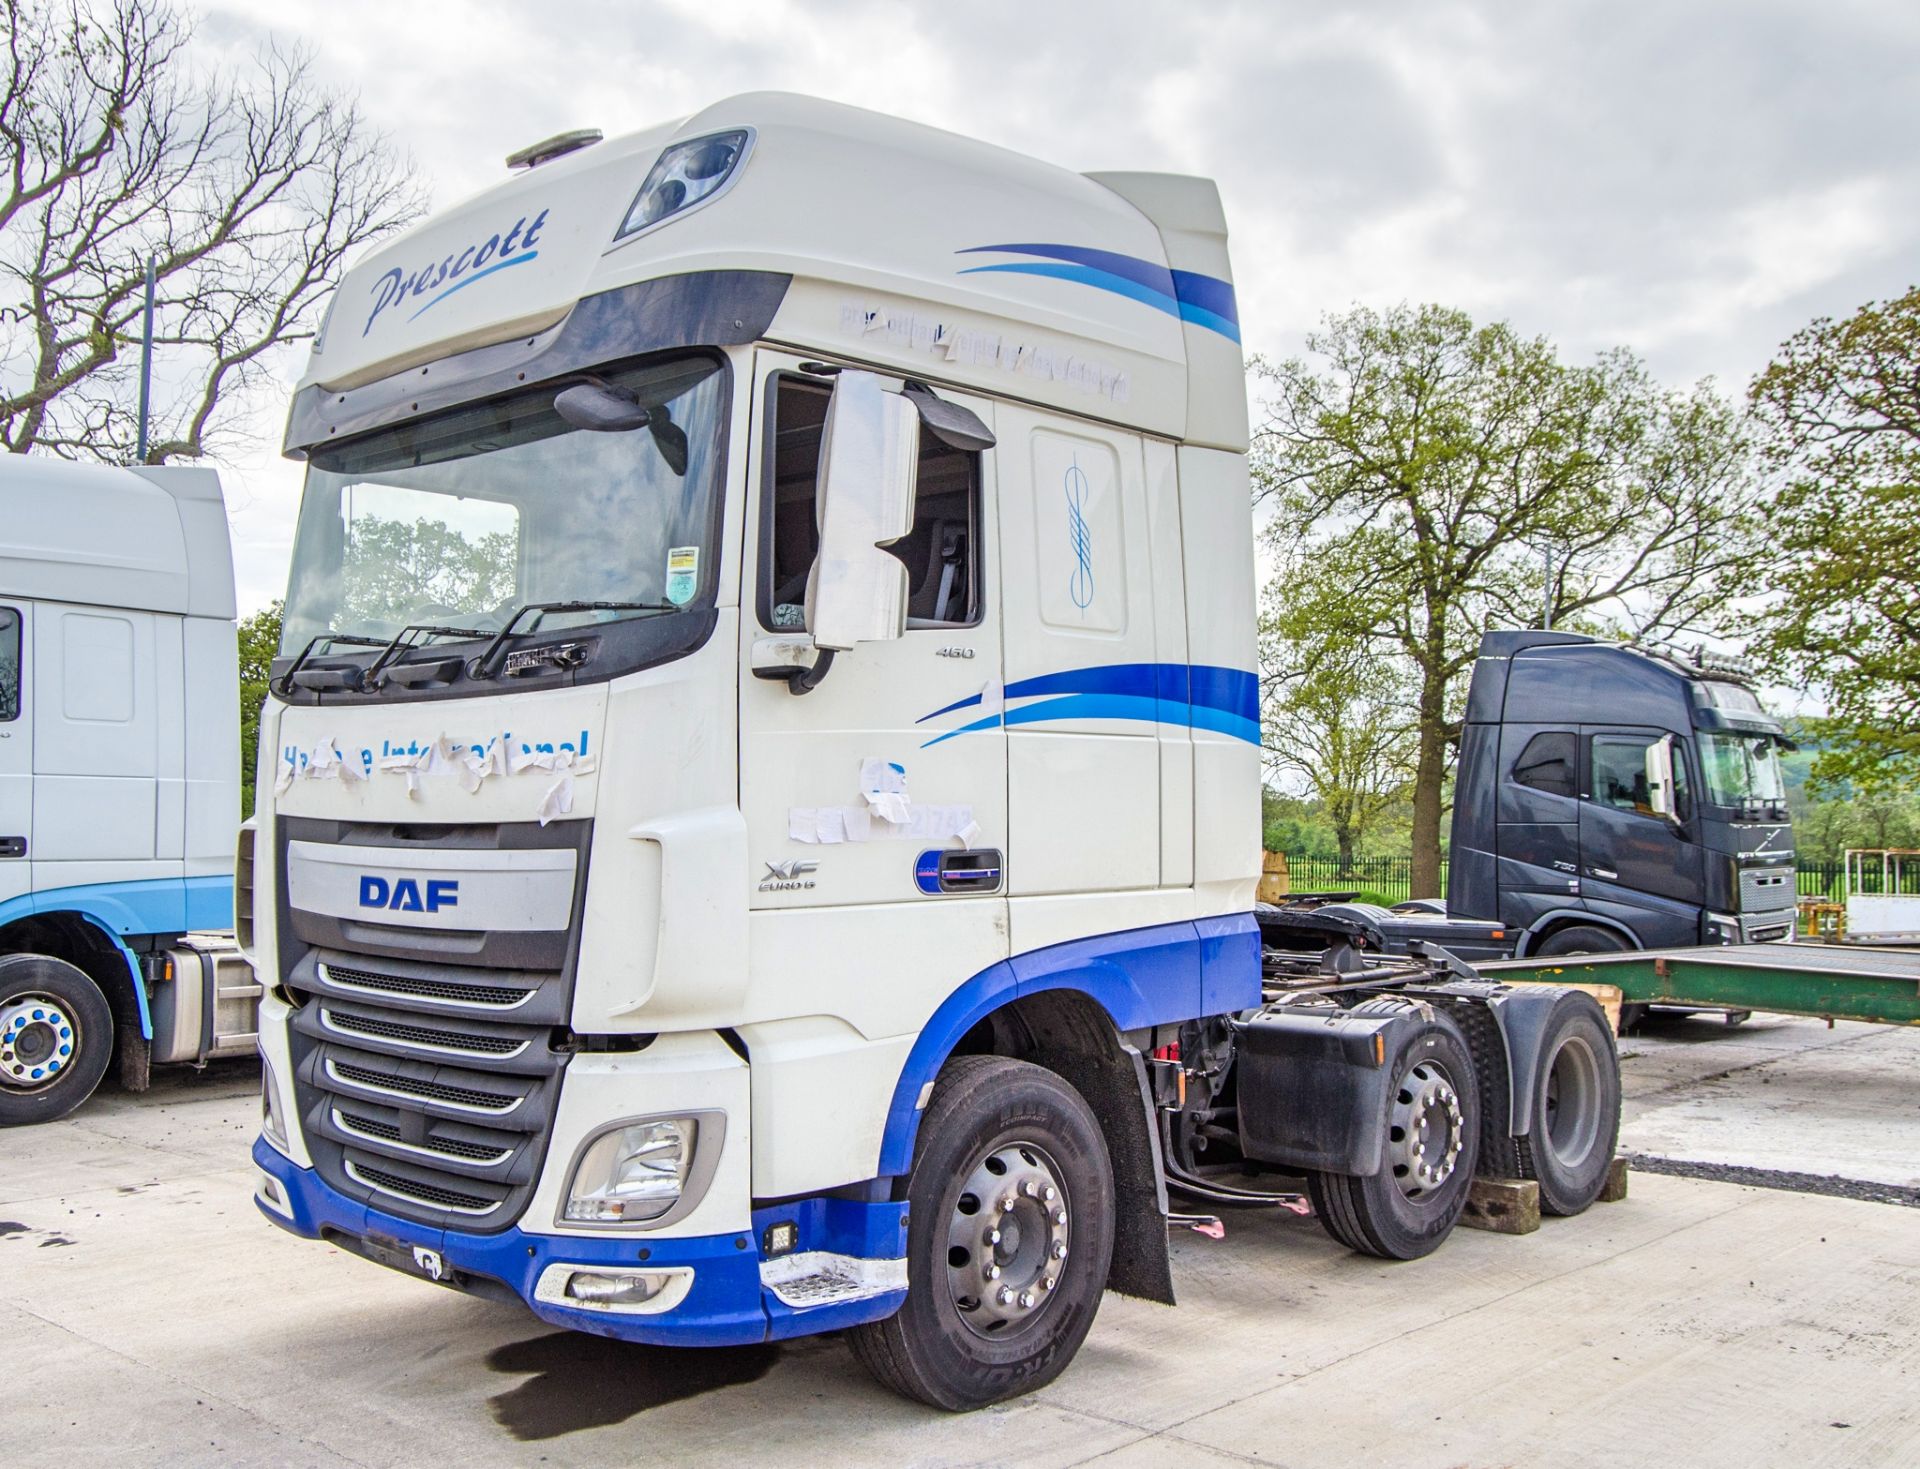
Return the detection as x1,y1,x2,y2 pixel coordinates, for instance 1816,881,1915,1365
2,1033,1919,1468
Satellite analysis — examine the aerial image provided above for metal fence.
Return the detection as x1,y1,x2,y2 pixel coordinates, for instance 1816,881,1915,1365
1277,855,1895,905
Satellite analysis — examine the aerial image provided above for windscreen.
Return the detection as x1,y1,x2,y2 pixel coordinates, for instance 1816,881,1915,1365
281,354,727,651
1699,732,1787,807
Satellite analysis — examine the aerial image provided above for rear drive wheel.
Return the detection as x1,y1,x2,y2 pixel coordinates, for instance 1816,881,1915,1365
1307,1010,1480,1260
1531,926,1643,1031
0,954,114,1126
1516,994,1621,1216
849,1056,1115,1410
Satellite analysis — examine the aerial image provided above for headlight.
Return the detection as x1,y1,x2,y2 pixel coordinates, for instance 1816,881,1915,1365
1705,913,1741,945
563,1117,698,1224
261,1058,290,1156
615,130,752,240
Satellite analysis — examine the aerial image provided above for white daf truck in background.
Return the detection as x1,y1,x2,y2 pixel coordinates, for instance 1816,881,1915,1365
0,457,255,1126
247,93,1623,1408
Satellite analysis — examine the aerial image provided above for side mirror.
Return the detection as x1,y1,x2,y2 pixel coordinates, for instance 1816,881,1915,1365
805,371,919,653
1646,734,1682,825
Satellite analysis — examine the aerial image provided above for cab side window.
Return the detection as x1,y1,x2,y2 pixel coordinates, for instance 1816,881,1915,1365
1512,731,1576,799
0,607,20,722
1590,733,1689,820
758,374,982,631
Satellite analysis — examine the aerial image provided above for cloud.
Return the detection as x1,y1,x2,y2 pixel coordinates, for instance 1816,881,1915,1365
190,0,1920,611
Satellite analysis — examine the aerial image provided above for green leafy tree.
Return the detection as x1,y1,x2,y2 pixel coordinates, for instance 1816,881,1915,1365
1260,626,1416,869
237,600,281,817
1747,287,1920,789
1255,305,1759,895
339,517,518,629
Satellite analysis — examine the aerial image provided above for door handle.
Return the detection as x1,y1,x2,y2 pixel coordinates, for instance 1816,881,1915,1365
0,836,25,859
1587,865,1616,881
915,848,1004,895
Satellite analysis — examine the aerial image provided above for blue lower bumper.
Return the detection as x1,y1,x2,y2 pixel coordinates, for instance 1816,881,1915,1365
252,1140,904,1345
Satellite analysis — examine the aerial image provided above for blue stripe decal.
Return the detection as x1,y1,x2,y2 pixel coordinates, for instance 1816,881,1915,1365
957,242,1240,343
918,661,1260,747
407,251,539,323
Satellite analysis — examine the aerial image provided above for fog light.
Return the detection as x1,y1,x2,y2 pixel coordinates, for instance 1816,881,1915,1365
255,1170,292,1218
563,1117,697,1224
564,1270,671,1306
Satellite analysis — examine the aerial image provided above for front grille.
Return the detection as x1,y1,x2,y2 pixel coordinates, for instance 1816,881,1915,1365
1739,866,1795,914
278,819,587,1233
345,1160,501,1215
321,1006,527,1058
319,963,535,1009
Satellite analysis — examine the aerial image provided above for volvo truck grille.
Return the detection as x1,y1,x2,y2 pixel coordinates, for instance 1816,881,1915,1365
277,817,590,1232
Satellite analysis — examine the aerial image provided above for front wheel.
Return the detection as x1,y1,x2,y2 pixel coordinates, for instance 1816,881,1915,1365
848,1055,1115,1410
0,953,115,1126
1308,1009,1480,1260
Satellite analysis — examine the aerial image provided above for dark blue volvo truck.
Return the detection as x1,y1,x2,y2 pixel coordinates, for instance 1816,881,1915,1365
1445,630,1797,957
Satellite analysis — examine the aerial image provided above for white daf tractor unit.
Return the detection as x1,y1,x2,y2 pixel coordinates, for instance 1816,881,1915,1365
0,456,253,1126
247,93,1622,1408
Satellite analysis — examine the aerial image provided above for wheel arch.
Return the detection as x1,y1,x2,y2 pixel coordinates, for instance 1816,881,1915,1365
1517,909,1641,957
0,909,146,1037
879,970,1177,1306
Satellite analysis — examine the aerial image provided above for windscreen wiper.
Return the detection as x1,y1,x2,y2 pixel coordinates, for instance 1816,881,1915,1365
364,622,494,690
275,632,388,696
467,601,677,680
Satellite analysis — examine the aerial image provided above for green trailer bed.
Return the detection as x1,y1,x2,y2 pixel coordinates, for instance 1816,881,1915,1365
1477,942,1920,1027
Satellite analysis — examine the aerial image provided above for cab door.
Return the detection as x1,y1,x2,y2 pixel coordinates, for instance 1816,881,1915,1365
738,352,1008,916
0,603,32,905
1579,725,1703,946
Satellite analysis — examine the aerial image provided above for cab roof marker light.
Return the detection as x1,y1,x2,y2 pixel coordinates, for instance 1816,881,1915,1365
614,129,754,243
506,129,604,172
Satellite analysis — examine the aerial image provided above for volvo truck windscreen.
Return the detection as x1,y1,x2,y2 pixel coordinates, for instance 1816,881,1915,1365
281,353,728,653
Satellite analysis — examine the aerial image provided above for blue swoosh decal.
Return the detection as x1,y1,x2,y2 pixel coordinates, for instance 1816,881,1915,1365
918,662,1260,747
407,251,540,323
957,243,1240,343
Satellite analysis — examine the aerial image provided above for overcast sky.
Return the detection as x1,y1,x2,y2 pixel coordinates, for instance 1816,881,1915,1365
196,0,1920,614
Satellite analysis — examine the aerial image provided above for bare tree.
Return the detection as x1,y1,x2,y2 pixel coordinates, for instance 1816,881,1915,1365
0,0,425,462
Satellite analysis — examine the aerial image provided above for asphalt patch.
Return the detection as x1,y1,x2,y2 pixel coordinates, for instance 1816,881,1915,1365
0,1221,27,1238
486,1331,778,1440
1624,1153,1920,1208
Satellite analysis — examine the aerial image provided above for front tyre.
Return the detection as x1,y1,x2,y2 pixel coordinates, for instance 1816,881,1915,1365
0,954,115,1126
849,1055,1115,1410
1516,994,1621,1216
1307,1010,1480,1261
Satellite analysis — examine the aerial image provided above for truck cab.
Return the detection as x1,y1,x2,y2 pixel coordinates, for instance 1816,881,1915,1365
0,458,248,1126
1448,630,1797,955
248,96,1621,1408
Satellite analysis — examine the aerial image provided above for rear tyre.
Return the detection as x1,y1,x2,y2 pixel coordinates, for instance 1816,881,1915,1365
848,1055,1115,1410
0,953,114,1126
1307,1011,1480,1261
1516,995,1621,1216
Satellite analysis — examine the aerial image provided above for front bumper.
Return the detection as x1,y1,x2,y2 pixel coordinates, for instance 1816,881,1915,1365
253,1138,906,1345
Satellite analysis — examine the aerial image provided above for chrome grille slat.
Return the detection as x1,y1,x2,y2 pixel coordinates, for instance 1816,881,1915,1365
332,1108,512,1165
317,961,535,1010
345,1158,503,1216
319,1004,530,1059
325,1057,525,1115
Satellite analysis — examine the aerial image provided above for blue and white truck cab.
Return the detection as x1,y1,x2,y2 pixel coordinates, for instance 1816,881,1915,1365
248,94,1622,1407
0,457,251,1126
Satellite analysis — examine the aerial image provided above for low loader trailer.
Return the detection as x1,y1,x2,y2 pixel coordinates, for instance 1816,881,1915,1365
246,94,1624,1408
1480,942,1920,1028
